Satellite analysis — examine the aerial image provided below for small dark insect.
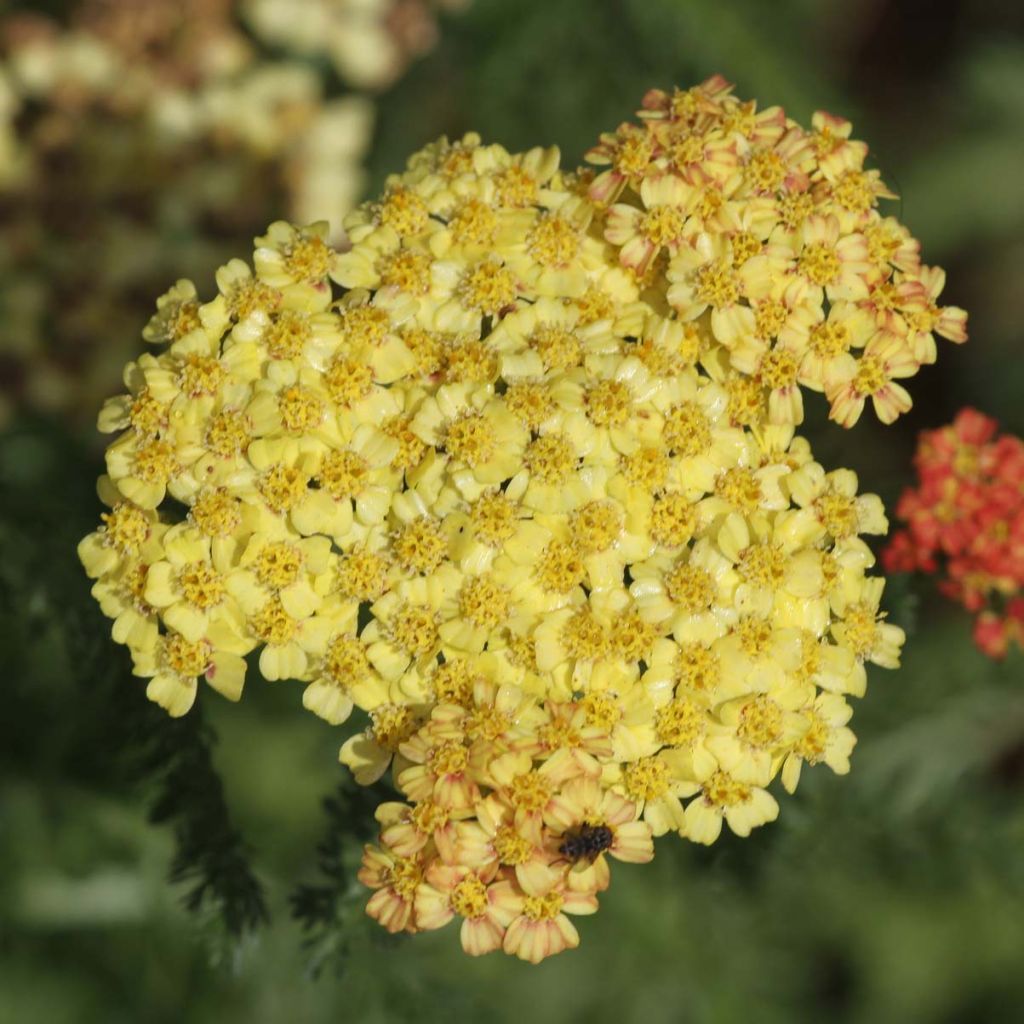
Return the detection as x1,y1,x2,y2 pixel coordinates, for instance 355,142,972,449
558,823,614,862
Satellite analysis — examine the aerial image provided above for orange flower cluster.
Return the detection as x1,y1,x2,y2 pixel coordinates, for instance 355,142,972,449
883,409,1024,658
584,75,967,428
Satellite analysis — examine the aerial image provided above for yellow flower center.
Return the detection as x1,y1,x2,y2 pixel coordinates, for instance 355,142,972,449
777,192,815,231
650,493,697,547
621,446,669,490
809,320,851,359
832,170,877,213
254,541,303,589
702,770,751,807
445,412,497,467
389,605,438,655
324,357,373,407
754,299,788,340
129,389,165,436
838,604,878,658
562,608,609,661
394,517,448,575
494,825,534,866
469,491,517,546
101,503,150,551
641,205,687,247
449,199,498,246
340,305,391,347
493,166,537,208
735,616,773,657
169,300,201,340
450,876,489,919
677,642,720,692
384,416,427,470
665,562,716,612
616,130,655,175
623,756,670,801
574,287,615,326
505,381,555,430
134,439,177,483
656,698,705,746
428,740,469,776
571,500,622,553
504,633,537,671
613,612,657,661
816,492,858,539
737,694,784,748
265,310,311,360
730,231,762,268
379,250,431,296
163,634,211,678
460,262,518,315
205,410,251,459
530,325,582,370
853,355,888,397
694,259,739,308
324,635,370,686
585,379,632,427
229,278,281,320
795,711,829,762
178,354,224,397
745,149,786,192
535,539,586,593
466,705,512,743
259,464,309,512
528,214,580,268
445,341,498,384
715,467,762,514
250,595,298,645
431,659,474,706
335,549,391,600
799,242,840,287
285,235,332,281
523,891,565,921
669,133,704,170
178,563,225,609
525,433,577,484
190,489,241,538
508,770,554,812
760,348,799,389
664,401,711,457
726,376,764,426
384,857,423,900
458,575,509,629
737,543,787,587
580,692,621,730
378,186,430,237
278,386,324,433
411,799,451,834
402,328,445,377
371,705,416,751
318,450,370,500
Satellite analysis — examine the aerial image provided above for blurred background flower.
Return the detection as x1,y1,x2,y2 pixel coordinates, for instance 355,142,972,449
2,0,1024,1021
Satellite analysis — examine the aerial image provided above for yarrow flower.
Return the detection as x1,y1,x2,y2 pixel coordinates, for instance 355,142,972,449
585,75,968,427
883,408,1024,658
77,77,952,962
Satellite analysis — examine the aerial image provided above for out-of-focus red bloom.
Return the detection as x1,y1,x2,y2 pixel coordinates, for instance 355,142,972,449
883,408,1024,658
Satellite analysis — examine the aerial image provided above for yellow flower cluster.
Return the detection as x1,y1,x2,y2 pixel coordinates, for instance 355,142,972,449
80,81,935,962
588,75,968,427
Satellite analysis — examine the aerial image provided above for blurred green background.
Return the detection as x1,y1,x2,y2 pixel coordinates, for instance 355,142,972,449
3,1,1024,1022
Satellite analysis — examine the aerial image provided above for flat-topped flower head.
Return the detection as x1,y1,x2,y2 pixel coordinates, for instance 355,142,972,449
81,112,925,962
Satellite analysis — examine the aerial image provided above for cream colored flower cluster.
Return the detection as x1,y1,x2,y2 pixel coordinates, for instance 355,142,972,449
80,97,922,962
587,75,968,427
